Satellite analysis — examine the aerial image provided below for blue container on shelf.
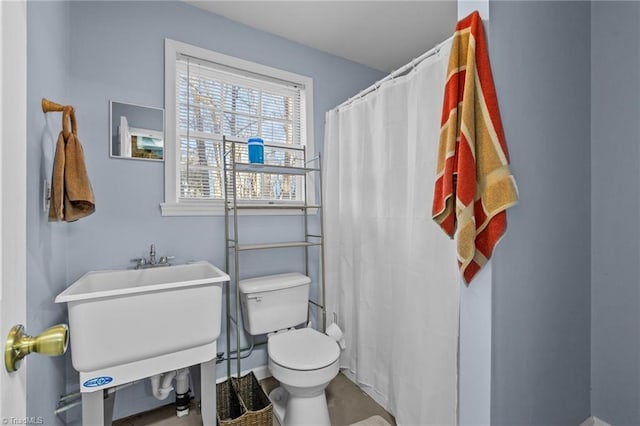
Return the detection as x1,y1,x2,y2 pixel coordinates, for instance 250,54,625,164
248,137,264,164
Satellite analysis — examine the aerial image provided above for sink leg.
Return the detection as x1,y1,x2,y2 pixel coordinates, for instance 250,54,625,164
200,357,216,426
82,390,105,426
104,390,116,425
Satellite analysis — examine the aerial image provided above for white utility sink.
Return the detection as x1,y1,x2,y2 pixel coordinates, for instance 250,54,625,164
55,260,228,425
55,261,229,376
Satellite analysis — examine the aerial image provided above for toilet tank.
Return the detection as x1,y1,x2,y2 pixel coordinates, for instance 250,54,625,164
239,272,311,335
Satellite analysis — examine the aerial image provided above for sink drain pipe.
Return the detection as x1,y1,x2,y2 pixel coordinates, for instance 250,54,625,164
150,367,191,417
174,368,191,417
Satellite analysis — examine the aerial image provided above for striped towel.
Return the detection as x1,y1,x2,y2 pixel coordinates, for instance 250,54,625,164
432,11,518,284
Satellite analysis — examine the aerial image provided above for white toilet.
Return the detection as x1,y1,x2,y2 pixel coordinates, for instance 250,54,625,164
239,272,342,426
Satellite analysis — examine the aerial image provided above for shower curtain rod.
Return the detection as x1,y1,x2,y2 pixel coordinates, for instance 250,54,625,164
335,36,453,110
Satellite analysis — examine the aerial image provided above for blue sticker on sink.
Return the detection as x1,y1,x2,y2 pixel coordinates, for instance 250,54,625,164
83,376,113,388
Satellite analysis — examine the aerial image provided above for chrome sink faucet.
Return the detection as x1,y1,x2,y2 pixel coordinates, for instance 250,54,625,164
149,244,156,265
132,244,174,269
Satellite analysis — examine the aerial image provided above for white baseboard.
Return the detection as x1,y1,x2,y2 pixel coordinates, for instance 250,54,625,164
216,365,271,383
580,416,612,426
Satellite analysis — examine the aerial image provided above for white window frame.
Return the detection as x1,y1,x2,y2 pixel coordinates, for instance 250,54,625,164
161,39,315,216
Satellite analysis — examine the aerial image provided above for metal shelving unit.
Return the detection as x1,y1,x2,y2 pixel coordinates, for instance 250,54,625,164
223,136,326,379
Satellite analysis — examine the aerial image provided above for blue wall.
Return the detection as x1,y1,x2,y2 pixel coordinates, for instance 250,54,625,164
32,2,640,424
26,1,383,421
27,1,71,424
489,1,592,424
591,2,640,424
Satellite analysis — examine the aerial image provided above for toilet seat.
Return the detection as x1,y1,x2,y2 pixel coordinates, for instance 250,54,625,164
269,328,340,371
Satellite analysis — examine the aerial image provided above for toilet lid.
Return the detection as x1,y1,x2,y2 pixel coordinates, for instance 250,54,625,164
269,328,340,371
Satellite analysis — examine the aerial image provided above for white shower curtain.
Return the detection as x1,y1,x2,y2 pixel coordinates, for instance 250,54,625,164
323,39,460,426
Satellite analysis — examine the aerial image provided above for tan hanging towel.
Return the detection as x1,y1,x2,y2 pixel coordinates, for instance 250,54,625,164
48,115,66,221
48,106,95,222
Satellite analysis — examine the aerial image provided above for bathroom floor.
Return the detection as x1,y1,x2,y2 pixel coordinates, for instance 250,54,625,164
113,372,396,426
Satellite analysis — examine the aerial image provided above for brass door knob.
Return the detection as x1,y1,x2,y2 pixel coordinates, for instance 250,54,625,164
4,324,69,372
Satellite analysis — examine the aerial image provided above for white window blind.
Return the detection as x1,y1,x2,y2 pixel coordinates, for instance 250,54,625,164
176,54,308,204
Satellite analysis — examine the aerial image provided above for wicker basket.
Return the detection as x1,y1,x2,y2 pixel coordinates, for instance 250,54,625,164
217,379,246,425
217,372,273,426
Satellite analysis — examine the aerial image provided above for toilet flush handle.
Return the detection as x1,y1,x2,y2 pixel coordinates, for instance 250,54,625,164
247,295,262,302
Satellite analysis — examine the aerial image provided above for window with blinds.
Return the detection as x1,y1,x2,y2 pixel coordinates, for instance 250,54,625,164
163,40,314,216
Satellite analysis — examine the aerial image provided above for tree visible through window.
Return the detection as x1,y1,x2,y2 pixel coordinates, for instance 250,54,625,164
163,40,313,216
177,56,306,203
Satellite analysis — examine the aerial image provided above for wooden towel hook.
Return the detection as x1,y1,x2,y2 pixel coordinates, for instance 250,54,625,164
41,98,68,113
42,98,77,137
